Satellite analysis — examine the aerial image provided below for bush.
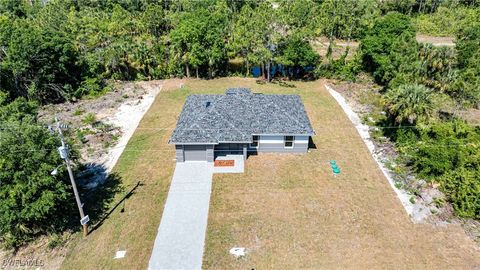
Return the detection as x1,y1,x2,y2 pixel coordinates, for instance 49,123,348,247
315,53,362,81
395,120,480,218
383,84,436,124
441,168,480,218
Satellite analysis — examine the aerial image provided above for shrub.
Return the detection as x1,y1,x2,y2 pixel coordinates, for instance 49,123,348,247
81,113,97,125
384,84,436,124
395,120,480,218
440,168,480,219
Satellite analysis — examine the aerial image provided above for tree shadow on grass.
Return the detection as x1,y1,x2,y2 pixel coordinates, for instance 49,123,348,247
65,163,141,235
87,180,143,234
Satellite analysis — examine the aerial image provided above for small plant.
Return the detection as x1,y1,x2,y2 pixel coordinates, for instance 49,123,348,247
409,196,416,204
111,134,120,142
73,109,85,116
122,93,129,99
394,181,403,189
47,234,67,249
81,113,96,125
433,197,445,208
76,130,88,144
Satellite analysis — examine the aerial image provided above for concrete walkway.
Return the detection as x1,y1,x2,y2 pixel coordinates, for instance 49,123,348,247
148,162,214,270
213,154,244,174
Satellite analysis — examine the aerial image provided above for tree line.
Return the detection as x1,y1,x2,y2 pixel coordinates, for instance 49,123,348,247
1,0,477,104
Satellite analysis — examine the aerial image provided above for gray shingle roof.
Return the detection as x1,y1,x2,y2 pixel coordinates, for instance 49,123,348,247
169,88,315,144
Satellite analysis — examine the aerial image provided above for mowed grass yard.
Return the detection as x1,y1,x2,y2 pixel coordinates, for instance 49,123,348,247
62,78,480,269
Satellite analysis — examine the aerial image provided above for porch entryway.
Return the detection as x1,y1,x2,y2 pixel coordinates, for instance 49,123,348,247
213,154,244,174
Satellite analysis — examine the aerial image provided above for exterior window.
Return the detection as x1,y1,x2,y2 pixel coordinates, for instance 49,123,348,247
251,135,259,148
284,136,294,148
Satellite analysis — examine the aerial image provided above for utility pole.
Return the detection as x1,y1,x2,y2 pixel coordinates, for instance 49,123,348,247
55,118,89,237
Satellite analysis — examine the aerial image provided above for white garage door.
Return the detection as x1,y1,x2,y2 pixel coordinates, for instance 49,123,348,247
183,145,206,161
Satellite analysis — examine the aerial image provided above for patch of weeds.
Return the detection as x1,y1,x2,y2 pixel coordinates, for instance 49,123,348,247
384,159,395,171
103,140,113,149
47,234,67,249
82,113,97,125
433,197,445,208
73,109,85,116
409,196,416,204
96,122,114,133
370,128,384,141
394,181,403,189
82,128,95,135
87,147,95,155
359,90,382,108
76,130,88,144
111,134,120,143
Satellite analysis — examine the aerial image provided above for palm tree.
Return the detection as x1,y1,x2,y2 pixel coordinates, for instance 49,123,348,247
384,84,436,124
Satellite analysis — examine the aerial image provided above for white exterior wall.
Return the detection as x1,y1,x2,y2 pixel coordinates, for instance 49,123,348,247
252,135,309,153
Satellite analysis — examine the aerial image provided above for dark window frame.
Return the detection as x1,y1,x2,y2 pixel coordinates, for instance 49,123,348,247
284,135,294,148
251,135,259,148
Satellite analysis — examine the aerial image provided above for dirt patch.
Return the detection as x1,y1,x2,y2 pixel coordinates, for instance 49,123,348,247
416,34,455,46
458,108,480,125
312,37,359,61
38,80,164,167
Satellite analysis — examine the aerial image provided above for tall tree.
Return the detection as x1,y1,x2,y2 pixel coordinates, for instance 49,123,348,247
360,11,416,84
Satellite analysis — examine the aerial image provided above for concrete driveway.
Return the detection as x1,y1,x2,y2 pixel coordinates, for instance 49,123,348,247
148,162,213,270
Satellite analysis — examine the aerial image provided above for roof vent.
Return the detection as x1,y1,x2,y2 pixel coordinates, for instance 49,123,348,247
225,88,252,95
206,101,211,108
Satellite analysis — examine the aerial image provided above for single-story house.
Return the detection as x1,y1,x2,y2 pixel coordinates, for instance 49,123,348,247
169,87,315,162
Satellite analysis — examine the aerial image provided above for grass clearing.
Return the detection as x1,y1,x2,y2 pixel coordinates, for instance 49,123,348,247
62,78,479,269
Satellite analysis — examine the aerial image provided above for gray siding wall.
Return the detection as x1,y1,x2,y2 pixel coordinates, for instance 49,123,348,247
175,145,184,162
206,145,214,162
249,135,309,153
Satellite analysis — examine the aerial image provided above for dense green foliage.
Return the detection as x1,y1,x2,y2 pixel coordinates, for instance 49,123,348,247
360,12,417,84
1,0,325,103
0,95,75,248
359,9,480,218
414,6,480,36
396,121,480,218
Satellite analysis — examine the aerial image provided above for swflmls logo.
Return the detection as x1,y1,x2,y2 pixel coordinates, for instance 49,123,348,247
2,257,45,268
